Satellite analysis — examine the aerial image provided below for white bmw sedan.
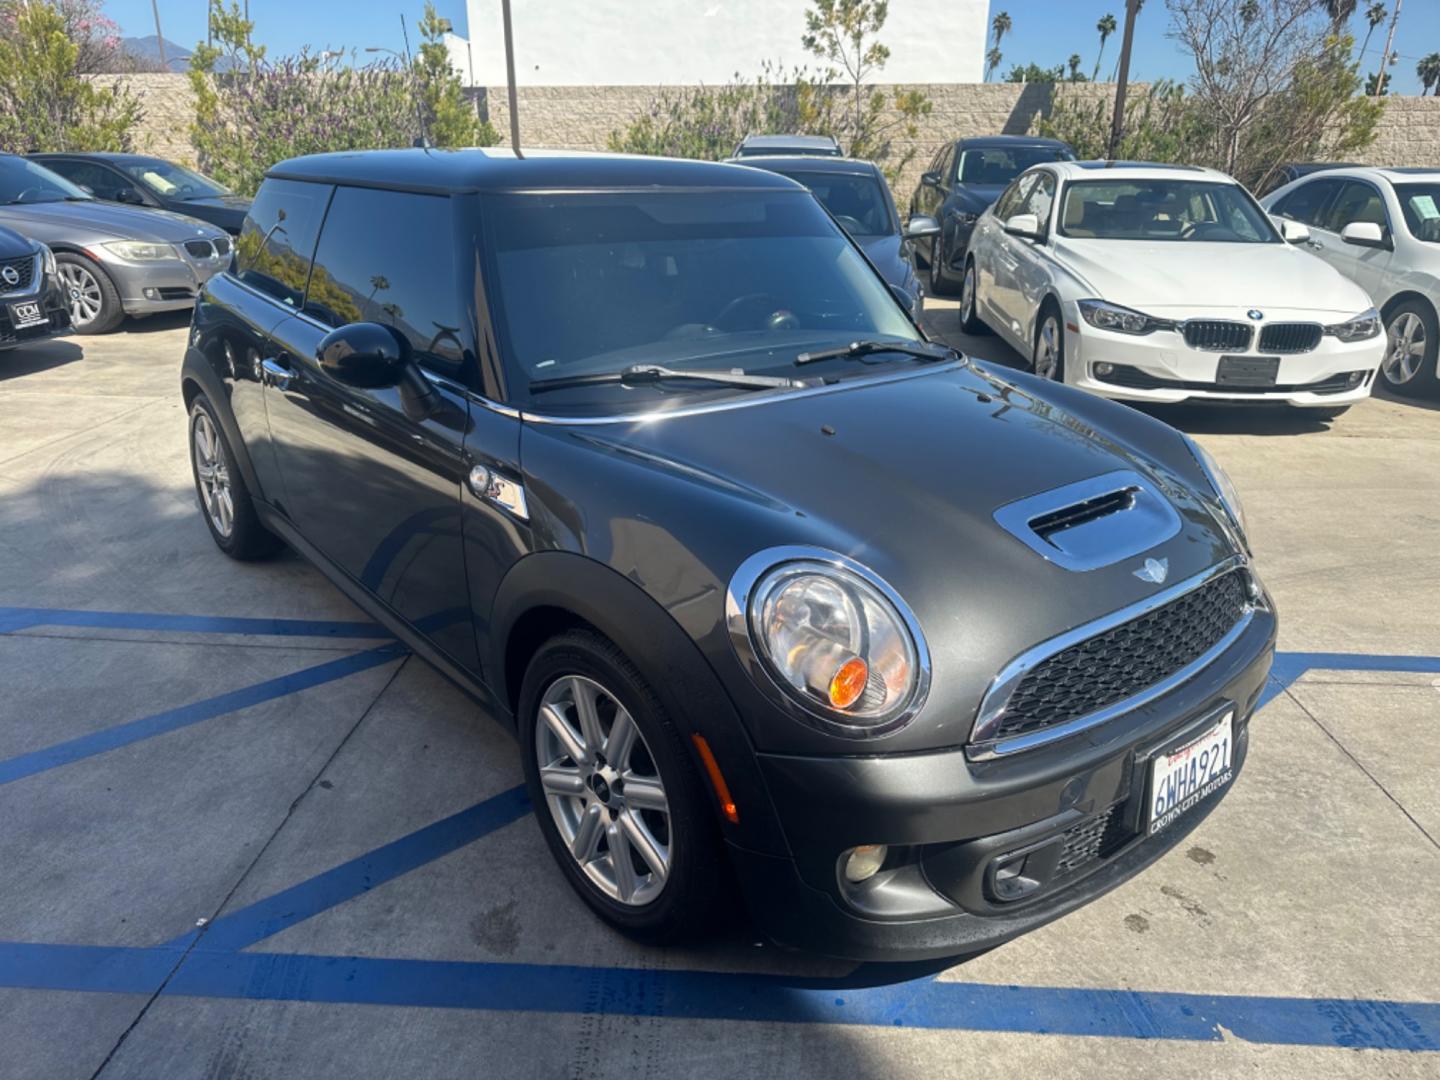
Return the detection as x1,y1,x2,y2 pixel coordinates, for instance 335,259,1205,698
960,162,1385,415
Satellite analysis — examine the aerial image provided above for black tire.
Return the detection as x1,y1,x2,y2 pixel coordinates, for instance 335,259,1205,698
188,394,282,560
1306,405,1351,421
927,231,958,297
1379,298,1440,398
959,259,987,334
54,252,123,335
1032,302,1066,382
519,628,731,945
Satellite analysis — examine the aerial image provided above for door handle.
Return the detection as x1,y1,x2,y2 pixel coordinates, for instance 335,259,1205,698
260,357,292,390
1304,240,1324,251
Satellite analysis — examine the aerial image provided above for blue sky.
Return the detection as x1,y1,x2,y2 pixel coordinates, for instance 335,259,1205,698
103,1,1440,96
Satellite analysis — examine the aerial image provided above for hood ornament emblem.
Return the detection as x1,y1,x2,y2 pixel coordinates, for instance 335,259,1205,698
1246,309,1264,321
1133,557,1169,584
0,265,18,286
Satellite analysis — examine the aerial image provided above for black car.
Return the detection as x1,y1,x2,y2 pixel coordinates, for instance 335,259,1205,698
727,154,935,317
910,136,1075,296
29,152,250,235
0,224,71,350
183,148,1274,961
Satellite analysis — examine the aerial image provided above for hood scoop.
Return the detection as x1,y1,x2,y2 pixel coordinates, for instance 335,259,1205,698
994,470,1181,572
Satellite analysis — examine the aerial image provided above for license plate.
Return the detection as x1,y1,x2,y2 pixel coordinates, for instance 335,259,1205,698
1147,712,1233,835
1216,355,1279,386
8,301,44,329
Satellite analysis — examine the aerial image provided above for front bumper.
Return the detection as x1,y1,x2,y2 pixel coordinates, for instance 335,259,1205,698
1065,307,1384,408
0,261,73,349
97,249,228,316
731,606,1275,961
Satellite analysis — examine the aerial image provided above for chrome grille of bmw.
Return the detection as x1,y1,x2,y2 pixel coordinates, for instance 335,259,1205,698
1182,320,1252,352
1258,322,1322,354
986,569,1251,743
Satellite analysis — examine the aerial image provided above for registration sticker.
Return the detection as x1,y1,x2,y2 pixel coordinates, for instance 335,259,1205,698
1147,711,1233,835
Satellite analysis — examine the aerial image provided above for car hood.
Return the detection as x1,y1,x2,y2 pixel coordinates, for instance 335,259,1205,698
1051,238,1372,314
530,362,1241,753
0,224,35,259
0,200,224,243
857,234,912,289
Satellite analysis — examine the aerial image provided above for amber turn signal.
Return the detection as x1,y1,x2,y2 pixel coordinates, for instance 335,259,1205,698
691,733,739,824
828,657,869,709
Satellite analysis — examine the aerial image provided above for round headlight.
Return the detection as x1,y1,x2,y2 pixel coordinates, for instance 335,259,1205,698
729,552,930,738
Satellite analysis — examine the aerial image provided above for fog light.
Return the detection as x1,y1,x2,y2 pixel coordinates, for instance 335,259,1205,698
1346,370,1365,386
844,844,887,883
1093,361,1114,377
143,287,159,300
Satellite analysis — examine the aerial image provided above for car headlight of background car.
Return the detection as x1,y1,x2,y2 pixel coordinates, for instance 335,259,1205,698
1323,307,1381,342
729,553,930,739
1077,299,1177,336
101,240,179,262
1183,434,1247,538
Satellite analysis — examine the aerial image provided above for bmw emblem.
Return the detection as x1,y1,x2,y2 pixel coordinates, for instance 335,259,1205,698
1246,309,1264,321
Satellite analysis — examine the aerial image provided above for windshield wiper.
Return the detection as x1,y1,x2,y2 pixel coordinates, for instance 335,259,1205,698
528,363,800,395
794,339,956,366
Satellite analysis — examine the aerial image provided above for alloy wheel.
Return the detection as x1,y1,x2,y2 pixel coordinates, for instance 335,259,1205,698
1383,311,1426,385
928,235,945,293
535,674,672,906
960,265,976,324
58,262,102,327
192,411,234,537
1035,315,1062,380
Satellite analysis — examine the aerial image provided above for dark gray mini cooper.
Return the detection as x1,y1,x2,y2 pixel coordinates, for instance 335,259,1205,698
182,148,1275,960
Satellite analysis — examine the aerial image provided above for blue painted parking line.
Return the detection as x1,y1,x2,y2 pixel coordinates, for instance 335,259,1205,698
0,606,389,639
0,644,406,787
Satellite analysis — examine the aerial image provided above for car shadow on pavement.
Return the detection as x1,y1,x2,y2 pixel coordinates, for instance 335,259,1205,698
121,311,192,335
1373,382,1440,414
0,340,84,382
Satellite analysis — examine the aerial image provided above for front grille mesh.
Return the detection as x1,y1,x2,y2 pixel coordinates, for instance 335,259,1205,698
991,570,1251,742
1258,322,1322,353
1053,806,1133,879
1182,320,1252,351
183,239,216,259
0,254,35,292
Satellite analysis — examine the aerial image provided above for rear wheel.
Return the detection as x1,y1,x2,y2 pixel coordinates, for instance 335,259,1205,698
54,253,123,335
1033,305,1065,382
188,395,282,560
519,629,730,944
1379,300,1439,398
927,232,957,297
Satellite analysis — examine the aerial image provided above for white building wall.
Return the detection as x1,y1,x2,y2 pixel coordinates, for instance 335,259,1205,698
449,0,986,86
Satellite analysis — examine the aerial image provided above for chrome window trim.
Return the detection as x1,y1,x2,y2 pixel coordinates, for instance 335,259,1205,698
725,545,933,741
968,555,1259,760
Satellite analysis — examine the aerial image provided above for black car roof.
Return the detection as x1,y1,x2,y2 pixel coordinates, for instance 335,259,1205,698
956,136,1071,150
266,148,805,194
725,155,883,178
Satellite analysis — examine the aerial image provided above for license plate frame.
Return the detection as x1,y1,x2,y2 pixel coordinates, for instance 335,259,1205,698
1145,710,1234,835
1216,355,1280,387
8,301,44,329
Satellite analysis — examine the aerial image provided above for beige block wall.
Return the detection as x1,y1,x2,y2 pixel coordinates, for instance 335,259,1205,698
104,73,201,166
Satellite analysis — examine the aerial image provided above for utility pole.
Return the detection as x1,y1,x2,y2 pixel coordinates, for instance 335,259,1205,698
1107,0,1140,160
150,0,167,69
501,0,522,156
1373,0,1402,95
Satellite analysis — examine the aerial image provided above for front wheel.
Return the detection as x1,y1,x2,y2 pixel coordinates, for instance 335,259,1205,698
189,395,282,560
55,253,123,335
927,232,957,297
1033,306,1065,382
519,629,731,944
959,260,987,334
1379,300,1439,398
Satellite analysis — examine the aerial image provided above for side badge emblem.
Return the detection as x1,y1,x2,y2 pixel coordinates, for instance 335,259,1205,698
1133,557,1169,584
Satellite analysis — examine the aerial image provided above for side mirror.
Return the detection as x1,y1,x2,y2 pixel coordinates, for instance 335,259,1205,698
77,184,94,195
316,322,411,388
1003,212,1043,240
889,281,919,314
920,170,940,189
114,186,145,205
904,214,940,239
1276,217,1310,244
1340,221,1386,248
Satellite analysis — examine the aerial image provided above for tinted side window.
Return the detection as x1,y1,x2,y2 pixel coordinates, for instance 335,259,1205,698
235,178,331,307
1273,178,1341,227
305,187,464,377
44,160,123,199
937,145,955,186
1323,181,1388,233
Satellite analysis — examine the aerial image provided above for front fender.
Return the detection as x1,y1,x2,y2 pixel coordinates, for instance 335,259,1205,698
181,344,267,506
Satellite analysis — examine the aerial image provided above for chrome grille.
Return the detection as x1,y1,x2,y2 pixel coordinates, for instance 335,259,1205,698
0,254,35,293
1258,322,1322,354
1182,320,1251,352
987,569,1251,743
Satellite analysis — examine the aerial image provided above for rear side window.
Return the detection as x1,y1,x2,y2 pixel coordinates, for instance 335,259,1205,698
1272,177,1340,227
42,160,124,200
304,186,464,377
235,178,331,308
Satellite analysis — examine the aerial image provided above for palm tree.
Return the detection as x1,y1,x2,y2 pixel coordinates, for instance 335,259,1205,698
1419,52,1440,95
1359,3,1387,62
1068,53,1083,81
1093,13,1117,80
987,11,1012,81
1323,0,1357,31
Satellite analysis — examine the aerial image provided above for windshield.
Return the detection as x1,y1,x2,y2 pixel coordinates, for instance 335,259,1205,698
1058,179,1280,243
956,146,1071,187
121,159,231,200
481,189,920,414
1394,183,1440,243
764,170,894,236
0,156,90,205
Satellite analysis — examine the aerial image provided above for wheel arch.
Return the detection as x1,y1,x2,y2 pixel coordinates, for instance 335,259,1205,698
180,346,266,505
1380,289,1438,324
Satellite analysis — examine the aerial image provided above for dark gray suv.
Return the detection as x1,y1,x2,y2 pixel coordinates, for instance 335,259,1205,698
182,148,1275,960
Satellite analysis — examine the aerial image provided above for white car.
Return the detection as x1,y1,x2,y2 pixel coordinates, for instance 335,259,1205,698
959,161,1385,416
1262,166,1440,399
